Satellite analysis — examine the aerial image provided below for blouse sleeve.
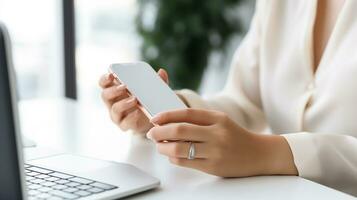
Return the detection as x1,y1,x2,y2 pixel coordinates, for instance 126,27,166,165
283,133,357,195
177,0,267,133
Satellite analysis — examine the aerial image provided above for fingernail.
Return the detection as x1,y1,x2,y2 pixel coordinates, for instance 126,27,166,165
146,132,153,140
106,73,112,80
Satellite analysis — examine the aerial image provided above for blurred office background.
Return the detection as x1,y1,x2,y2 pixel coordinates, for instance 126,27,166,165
0,0,255,108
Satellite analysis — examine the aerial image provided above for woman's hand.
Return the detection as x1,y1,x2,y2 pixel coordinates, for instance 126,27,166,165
147,109,298,177
99,68,169,134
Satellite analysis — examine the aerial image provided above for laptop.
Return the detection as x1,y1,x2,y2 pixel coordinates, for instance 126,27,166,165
0,22,160,200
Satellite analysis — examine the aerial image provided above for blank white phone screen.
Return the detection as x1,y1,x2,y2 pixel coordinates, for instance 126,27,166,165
110,62,187,118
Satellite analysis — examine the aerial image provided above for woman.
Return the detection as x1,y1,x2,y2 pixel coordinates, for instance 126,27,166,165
99,0,357,196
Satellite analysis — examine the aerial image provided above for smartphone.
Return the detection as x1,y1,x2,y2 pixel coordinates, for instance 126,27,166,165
109,62,187,119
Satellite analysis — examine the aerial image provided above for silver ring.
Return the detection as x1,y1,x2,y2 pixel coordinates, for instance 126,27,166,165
188,142,196,160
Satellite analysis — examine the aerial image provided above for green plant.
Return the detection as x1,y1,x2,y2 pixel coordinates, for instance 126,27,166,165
136,0,245,90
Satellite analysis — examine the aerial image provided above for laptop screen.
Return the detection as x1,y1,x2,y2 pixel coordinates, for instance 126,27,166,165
0,25,24,199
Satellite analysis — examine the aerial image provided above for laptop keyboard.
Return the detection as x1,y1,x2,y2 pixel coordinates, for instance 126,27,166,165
25,164,118,200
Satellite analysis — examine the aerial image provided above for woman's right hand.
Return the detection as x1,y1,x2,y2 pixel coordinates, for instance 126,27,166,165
99,69,169,134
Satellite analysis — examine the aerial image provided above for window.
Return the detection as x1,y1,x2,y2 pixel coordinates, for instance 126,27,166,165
75,0,140,107
0,0,254,103
0,0,63,99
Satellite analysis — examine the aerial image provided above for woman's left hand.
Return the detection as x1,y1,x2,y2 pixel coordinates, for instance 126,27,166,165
147,109,297,177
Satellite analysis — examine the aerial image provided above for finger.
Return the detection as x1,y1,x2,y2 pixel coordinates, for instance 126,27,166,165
157,141,208,159
119,109,138,131
99,73,115,88
117,106,138,130
105,93,130,111
120,109,152,132
121,105,138,119
111,97,138,123
147,123,208,142
151,108,219,126
169,157,207,172
101,84,127,102
113,77,121,85
158,68,169,84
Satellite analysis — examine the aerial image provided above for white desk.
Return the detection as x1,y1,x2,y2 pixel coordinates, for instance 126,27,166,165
20,98,356,200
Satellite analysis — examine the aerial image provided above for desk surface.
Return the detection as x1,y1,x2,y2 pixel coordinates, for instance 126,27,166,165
20,98,355,200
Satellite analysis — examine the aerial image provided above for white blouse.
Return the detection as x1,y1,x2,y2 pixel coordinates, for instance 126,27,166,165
178,0,357,196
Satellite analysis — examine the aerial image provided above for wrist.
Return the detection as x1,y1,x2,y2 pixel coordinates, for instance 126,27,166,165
254,134,298,176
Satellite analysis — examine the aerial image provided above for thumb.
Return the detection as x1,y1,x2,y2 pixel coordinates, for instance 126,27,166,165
157,68,169,84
